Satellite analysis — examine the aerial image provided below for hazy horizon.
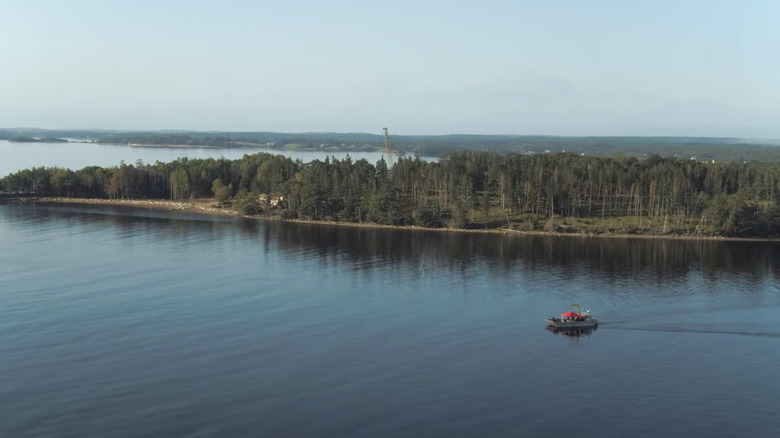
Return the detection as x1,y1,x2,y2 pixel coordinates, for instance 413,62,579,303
3,127,779,143
2,1,779,138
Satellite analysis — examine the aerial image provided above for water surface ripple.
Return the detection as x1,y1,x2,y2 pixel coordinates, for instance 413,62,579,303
1,204,779,437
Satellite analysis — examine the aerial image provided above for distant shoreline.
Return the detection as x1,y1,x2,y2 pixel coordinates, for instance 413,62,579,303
5,129,780,162
8,197,777,243
126,143,268,149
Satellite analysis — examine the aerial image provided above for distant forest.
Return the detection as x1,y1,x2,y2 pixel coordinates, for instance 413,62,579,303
3,128,780,162
4,151,780,237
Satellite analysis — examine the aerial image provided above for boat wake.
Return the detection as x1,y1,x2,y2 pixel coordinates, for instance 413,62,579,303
604,325,780,338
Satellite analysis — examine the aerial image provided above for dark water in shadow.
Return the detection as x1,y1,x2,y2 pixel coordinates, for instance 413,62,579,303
1,203,779,437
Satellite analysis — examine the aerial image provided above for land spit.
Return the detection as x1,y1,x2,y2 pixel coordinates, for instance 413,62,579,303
12,197,775,242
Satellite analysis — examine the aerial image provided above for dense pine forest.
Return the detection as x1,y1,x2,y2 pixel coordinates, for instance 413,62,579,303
4,151,780,237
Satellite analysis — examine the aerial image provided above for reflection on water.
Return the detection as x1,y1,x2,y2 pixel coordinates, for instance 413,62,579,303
545,325,598,339
236,215,780,283
7,202,780,283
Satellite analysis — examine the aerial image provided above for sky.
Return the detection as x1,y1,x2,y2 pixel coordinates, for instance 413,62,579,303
1,0,779,137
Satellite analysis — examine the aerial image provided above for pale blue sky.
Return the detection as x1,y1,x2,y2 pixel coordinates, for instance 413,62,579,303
1,0,779,137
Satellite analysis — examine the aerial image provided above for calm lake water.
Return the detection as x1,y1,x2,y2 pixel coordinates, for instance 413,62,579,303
1,203,780,437
0,140,403,177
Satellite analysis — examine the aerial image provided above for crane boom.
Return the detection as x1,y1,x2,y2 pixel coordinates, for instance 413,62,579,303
382,127,393,166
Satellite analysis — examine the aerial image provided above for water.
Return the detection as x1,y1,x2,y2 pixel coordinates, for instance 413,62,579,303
0,140,407,177
1,203,779,437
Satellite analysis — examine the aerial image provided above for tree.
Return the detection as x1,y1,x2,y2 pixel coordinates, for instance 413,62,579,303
170,168,190,199
234,188,259,215
212,178,231,203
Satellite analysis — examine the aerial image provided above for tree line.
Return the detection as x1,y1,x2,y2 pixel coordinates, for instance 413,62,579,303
3,151,780,237
6,128,780,161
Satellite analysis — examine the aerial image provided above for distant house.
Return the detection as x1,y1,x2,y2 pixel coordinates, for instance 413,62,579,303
256,193,284,207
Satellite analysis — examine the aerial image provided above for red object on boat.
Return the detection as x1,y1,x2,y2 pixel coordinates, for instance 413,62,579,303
560,311,583,318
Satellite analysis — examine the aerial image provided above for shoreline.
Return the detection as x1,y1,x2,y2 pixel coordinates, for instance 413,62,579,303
12,196,780,243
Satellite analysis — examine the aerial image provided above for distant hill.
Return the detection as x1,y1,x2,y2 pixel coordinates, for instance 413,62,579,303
2,128,779,162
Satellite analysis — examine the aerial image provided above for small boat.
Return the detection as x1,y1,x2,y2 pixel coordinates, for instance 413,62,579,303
545,304,598,329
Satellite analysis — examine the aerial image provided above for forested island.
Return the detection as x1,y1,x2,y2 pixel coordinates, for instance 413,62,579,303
3,128,780,162
4,150,780,238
